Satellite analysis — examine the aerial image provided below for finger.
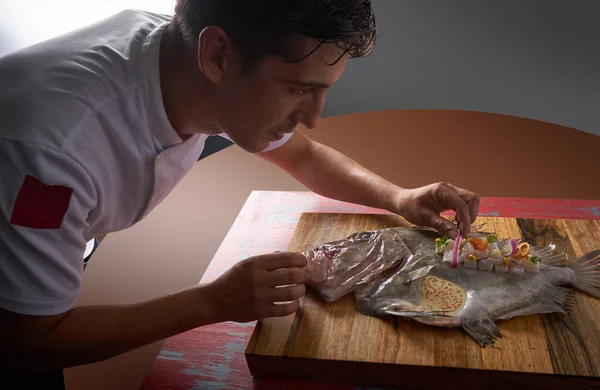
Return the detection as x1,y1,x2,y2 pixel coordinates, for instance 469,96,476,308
465,194,480,224
467,195,480,224
269,284,306,302
427,212,459,239
266,268,310,287
258,252,307,270
438,188,471,236
448,184,480,223
268,300,301,317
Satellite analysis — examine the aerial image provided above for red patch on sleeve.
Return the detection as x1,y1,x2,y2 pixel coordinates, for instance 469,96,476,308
10,175,73,229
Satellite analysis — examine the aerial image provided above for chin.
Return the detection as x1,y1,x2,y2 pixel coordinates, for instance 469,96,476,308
225,132,267,154
238,140,270,154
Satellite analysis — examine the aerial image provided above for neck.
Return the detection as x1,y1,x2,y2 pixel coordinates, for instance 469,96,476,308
159,25,222,139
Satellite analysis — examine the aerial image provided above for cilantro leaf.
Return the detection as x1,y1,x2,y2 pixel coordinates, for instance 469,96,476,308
435,236,450,249
486,234,499,243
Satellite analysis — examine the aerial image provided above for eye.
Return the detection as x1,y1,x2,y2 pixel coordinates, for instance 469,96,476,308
293,87,311,95
359,232,373,240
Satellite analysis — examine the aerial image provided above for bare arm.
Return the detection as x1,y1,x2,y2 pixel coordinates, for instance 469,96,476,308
261,132,399,210
1,252,309,374
1,286,214,373
260,131,480,238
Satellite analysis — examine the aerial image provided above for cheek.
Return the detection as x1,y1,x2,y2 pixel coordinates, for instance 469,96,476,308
232,79,299,128
255,95,298,123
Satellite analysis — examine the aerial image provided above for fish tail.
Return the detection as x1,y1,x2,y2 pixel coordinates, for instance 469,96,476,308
570,249,600,299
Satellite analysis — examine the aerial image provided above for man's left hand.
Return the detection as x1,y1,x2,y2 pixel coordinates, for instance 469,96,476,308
394,182,480,239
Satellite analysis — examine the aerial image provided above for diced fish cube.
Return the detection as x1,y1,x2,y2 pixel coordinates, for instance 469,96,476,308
508,263,524,275
464,258,478,269
509,256,523,266
442,250,453,263
522,259,540,273
461,242,475,258
478,259,494,272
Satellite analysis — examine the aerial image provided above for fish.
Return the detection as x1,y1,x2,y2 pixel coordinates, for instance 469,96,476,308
303,226,600,347
302,228,417,302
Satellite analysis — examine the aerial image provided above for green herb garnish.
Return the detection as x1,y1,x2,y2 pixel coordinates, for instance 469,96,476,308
435,235,450,249
530,255,541,264
486,234,499,243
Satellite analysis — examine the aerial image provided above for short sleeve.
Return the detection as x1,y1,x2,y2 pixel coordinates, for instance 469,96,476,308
0,139,97,316
217,132,294,152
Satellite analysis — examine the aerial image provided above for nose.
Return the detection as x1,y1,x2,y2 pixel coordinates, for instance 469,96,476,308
294,90,325,129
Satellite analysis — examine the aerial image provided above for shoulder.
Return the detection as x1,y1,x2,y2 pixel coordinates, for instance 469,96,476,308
0,9,169,147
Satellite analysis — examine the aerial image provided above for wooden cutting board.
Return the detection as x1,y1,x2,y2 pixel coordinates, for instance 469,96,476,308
245,213,600,389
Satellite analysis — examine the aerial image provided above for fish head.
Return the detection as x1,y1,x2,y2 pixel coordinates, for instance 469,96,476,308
303,227,413,289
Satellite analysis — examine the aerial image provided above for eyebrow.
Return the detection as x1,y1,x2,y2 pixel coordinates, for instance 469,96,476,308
287,80,332,89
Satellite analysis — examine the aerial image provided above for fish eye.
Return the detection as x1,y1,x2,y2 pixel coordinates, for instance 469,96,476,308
359,232,373,240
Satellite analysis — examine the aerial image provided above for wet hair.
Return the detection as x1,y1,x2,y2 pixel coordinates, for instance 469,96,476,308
172,0,376,68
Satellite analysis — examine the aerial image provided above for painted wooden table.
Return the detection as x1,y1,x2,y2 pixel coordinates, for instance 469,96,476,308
140,191,600,390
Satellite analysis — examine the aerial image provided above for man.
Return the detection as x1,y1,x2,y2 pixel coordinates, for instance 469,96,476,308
0,0,479,385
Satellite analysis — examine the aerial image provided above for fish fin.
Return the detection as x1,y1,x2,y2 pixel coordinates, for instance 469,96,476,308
412,222,490,235
496,285,576,320
470,223,496,236
412,226,439,233
569,249,600,298
531,244,570,267
462,319,503,347
405,265,436,282
397,253,428,274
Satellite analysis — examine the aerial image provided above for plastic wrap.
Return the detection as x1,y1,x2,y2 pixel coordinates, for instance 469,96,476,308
300,225,600,347
302,228,413,302
352,231,590,346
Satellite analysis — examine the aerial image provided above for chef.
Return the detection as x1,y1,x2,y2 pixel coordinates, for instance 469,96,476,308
0,0,479,386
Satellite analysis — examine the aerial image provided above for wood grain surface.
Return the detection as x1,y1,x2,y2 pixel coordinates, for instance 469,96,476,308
246,213,600,389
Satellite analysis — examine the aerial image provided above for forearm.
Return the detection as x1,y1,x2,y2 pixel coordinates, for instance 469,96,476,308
287,141,403,212
3,285,216,373
263,132,480,237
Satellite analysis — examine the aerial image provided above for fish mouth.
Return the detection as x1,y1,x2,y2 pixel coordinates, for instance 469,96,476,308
304,248,335,285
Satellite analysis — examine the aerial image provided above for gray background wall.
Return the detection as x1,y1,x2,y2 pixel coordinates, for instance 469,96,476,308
1,0,599,135
323,0,600,136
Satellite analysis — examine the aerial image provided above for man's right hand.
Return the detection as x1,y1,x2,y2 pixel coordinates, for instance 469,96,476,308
203,252,310,323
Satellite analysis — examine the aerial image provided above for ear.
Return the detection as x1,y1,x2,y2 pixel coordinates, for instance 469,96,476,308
197,26,231,83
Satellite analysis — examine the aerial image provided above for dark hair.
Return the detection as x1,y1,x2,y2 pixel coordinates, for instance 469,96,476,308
172,0,376,67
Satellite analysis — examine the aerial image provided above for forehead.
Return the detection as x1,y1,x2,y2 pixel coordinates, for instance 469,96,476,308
258,37,349,84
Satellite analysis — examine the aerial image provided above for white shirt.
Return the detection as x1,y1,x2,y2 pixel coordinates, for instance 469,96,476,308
0,9,292,316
